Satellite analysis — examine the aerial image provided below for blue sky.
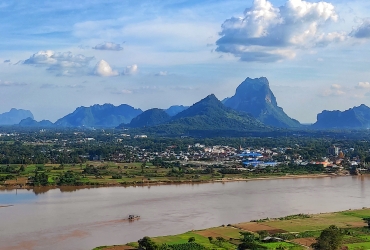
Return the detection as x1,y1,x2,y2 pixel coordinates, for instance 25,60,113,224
0,0,370,123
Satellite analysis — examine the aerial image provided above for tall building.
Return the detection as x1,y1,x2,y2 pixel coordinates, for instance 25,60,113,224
328,146,339,156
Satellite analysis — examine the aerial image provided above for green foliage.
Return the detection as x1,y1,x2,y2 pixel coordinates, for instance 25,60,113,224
238,242,268,250
57,171,80,185
164,243,207,250
138,236,159,250
312,225,344,250
111,174,122,179
363,218,370,228
32,172,49,186
188,237,195,243
240,231,257,243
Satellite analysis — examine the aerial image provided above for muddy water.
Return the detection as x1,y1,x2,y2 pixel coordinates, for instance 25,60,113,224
1,176,370,250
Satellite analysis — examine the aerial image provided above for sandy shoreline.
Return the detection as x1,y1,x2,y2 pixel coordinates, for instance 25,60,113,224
0,173,349,192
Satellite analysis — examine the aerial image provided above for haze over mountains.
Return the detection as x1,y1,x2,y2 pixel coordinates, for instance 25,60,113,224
313,104,370,129
2,77,370,131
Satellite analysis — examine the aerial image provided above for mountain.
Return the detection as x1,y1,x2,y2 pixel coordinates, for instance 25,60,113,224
165,105,188,116
224,77,301,128
312,104,370,129
19,117,54,127
165,94,266,131
0,108,34,125
127,108,171,128
117,94,267,134
55,104,142,128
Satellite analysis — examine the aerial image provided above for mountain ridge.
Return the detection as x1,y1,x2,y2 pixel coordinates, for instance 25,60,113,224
312,104,370,129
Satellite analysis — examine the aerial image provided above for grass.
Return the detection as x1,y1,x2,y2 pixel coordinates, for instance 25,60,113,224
153,231,235,249
259,242,303,249
340,209,370,219
345,242,370,250
261,212,366,232
194,226,242,239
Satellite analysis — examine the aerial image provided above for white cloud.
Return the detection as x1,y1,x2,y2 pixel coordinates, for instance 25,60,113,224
320,84,345,96
24,50,94,76
0,80,27,87
331,84,342,89
155,71,168,76
94,60,119,77
122,64,138,75
111,89,133,95
92,42,123,51
216,0,346,62
356,82,370,89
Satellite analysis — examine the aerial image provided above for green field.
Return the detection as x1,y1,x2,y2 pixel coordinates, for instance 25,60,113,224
94,208,370,250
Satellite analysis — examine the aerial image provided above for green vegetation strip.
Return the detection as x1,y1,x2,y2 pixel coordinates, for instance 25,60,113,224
94,208,370,250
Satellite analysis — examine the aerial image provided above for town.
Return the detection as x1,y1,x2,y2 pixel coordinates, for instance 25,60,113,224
0,129,369,188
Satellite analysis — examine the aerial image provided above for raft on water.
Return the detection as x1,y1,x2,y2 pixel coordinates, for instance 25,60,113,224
128,215,140,220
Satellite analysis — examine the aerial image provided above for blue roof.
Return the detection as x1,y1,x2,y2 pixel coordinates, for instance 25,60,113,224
239,152,262,157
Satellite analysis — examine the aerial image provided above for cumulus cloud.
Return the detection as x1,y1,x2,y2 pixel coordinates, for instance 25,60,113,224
122,64,138,75
0,80,27,87
155,71,168,76
216,0,346,62
111,89,133,95
356,82,370,89
24,50,94,76
93,42,123,51
94,60,119,77
351,19,370,39
319,84,346,97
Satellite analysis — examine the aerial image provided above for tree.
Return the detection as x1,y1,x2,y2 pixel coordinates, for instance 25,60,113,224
363,218,370,228
311,225,343,250
188,236,195,242
240,231,256,243
141,161,146,174
138,236,158,250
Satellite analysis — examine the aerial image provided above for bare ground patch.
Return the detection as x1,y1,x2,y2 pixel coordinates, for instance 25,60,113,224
292,237,316,247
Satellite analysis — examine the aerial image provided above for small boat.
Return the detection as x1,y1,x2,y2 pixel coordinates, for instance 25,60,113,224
128,214,140,220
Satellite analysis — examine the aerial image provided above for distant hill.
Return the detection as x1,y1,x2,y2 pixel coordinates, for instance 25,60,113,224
55,104,142,128
121,94,268,135
19,117,54,127
165,105,188,116
0,108,34,125
126,108,171,128
170,94,265,130
224,77,301,128
312,104,370,129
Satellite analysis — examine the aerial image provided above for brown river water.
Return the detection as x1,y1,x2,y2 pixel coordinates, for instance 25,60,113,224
1,176,370,250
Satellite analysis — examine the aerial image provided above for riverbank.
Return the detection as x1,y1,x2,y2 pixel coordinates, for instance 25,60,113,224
0,173,340,191
94,208,370,250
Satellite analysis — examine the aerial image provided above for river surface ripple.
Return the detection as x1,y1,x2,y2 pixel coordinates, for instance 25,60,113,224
1,176,370,250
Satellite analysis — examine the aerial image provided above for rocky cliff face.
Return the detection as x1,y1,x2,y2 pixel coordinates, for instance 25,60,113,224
0,108,34,125
313,104,370,129
55,104,142,128
224,77,301,128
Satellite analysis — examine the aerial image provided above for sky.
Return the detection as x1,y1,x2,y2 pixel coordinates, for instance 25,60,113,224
1,0,370,123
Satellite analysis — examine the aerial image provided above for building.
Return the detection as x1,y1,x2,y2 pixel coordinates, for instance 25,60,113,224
328,146,339,156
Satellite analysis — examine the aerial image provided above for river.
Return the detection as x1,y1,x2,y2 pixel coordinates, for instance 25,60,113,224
0,176,370,250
